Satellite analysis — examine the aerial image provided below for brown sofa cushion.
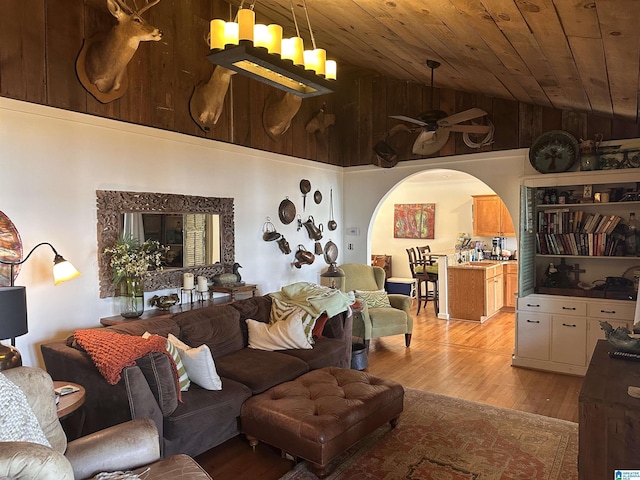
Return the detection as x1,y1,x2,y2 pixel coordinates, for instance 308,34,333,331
228,295,273,344
214,349,309,394
174,305,243,358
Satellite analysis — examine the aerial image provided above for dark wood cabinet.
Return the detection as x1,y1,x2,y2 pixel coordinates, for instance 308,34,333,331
579,340,640,479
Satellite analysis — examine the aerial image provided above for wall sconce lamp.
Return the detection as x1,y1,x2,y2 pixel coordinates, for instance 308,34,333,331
207,0,336,98
0,242,80,370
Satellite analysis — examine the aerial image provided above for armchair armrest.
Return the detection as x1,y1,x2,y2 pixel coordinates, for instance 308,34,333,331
65,418,160,480
352,302,373,341
0,442,74,480
388,294,414,333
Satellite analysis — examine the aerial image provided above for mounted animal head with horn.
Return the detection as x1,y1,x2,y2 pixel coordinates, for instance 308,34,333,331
188,25,237,133
76,0,163,103
263,92,303,141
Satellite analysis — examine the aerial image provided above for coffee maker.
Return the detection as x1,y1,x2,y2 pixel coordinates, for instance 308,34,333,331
491,237,505,259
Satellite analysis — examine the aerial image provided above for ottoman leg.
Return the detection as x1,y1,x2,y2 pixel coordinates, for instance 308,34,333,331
310,462,330,478
390,414,401,428
246,435,259,452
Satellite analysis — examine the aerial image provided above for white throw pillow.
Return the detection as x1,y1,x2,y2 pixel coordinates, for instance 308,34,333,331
167,334,222,390
246,314,313,351
0,373,51,447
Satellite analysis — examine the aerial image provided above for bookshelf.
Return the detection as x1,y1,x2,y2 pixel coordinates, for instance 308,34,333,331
514,169,640,375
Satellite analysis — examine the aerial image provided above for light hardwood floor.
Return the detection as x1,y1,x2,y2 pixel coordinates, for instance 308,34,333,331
196,305,583,479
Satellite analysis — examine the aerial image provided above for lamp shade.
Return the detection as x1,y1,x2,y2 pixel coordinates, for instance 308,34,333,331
53,254,81,285
0,286,28,340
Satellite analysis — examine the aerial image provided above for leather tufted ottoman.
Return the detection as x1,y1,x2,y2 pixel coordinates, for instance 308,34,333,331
240,367,404,477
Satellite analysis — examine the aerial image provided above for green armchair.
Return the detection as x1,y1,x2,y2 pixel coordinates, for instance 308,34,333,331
339,263,413,350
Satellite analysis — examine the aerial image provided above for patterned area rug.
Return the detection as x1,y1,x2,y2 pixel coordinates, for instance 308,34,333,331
278,388,577,480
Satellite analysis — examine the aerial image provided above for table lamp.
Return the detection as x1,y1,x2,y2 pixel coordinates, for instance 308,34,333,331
320,264,345,290
0,242,80,370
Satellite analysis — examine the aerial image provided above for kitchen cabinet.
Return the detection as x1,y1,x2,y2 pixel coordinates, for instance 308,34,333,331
448,262,504,322
472,195,515,237
503,262,518,308
514,294,634,375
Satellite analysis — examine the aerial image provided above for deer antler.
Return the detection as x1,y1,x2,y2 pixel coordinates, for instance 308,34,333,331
137,0,161,15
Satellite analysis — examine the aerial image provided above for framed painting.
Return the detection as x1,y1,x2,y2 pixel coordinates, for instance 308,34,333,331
394,203,435,239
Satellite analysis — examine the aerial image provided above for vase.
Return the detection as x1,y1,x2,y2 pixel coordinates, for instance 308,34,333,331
118,276,145,318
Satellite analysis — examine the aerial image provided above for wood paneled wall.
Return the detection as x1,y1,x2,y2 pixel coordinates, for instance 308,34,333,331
1,0,638,168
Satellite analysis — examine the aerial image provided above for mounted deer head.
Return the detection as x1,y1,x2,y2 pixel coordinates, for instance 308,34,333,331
263,92,303,140
76,0,163,103
189,66,236,132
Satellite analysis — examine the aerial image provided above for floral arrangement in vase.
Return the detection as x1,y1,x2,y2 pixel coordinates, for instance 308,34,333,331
103,235,169,317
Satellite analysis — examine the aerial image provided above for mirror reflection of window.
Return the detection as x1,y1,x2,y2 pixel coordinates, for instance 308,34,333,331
123,213,145,243
206,214,221,264
121,213,221,269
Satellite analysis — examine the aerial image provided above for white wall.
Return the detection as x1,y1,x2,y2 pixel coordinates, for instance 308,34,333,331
341,149,536,265
0,98,344,367
0,97,540,368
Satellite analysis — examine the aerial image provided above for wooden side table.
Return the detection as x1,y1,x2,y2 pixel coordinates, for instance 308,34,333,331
54,381,86,419
210,283,257,301
54,381,86,440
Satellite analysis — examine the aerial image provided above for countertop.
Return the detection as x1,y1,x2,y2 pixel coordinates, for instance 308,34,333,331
448,260,516,270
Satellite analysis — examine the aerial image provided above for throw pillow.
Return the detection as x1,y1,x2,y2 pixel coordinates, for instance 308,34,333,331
143,332,190,392
355,289,392,308
167,334,222,390
312,313,330,340
246,314,313,351
270,296,317,342
0,373,51,447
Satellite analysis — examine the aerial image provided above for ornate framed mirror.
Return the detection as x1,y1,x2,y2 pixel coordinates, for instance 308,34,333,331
97,190,234,298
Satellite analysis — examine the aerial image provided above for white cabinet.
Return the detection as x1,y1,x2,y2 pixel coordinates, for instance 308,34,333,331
514,294,635,375
550,315,587,366
516,170,640,375
516,311,550,361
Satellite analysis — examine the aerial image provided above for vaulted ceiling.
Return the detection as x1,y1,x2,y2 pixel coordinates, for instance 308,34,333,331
228,0,640,121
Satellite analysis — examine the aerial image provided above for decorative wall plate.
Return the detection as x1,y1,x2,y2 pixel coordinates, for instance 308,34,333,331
529,130,579,174
278,197,296,224
0,211,22,286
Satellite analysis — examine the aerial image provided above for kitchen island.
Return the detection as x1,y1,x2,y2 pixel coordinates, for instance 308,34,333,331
448,260,517,322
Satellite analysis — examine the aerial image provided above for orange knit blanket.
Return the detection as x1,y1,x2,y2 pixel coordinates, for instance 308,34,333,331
74,329,179,392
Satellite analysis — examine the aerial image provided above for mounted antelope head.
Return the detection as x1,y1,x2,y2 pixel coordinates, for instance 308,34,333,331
305,104,335,134
263,92,303,140
189,66,236,132
76,0,163,103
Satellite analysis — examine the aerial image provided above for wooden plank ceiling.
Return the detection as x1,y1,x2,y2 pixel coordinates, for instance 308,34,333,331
225,0,640,121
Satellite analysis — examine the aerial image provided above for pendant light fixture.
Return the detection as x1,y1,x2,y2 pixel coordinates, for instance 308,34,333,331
207,0,336,98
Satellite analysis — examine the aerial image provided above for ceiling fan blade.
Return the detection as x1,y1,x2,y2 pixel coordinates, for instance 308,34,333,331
389,115,428,127
412,129,450,156
437,108,487,127
447,124,493,134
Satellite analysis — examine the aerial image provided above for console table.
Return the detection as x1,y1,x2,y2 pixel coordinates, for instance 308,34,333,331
209,283,257,301
100,296,232,326
579,340,640,479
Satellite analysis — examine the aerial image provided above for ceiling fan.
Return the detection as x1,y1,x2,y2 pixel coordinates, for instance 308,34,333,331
389,60,493,155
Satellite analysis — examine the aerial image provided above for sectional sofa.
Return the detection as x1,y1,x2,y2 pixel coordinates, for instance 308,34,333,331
41,294,352,458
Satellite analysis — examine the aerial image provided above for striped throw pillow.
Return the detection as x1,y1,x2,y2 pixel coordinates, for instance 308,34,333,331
270,297,317,343
355,289,392,308
143,332,190,391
